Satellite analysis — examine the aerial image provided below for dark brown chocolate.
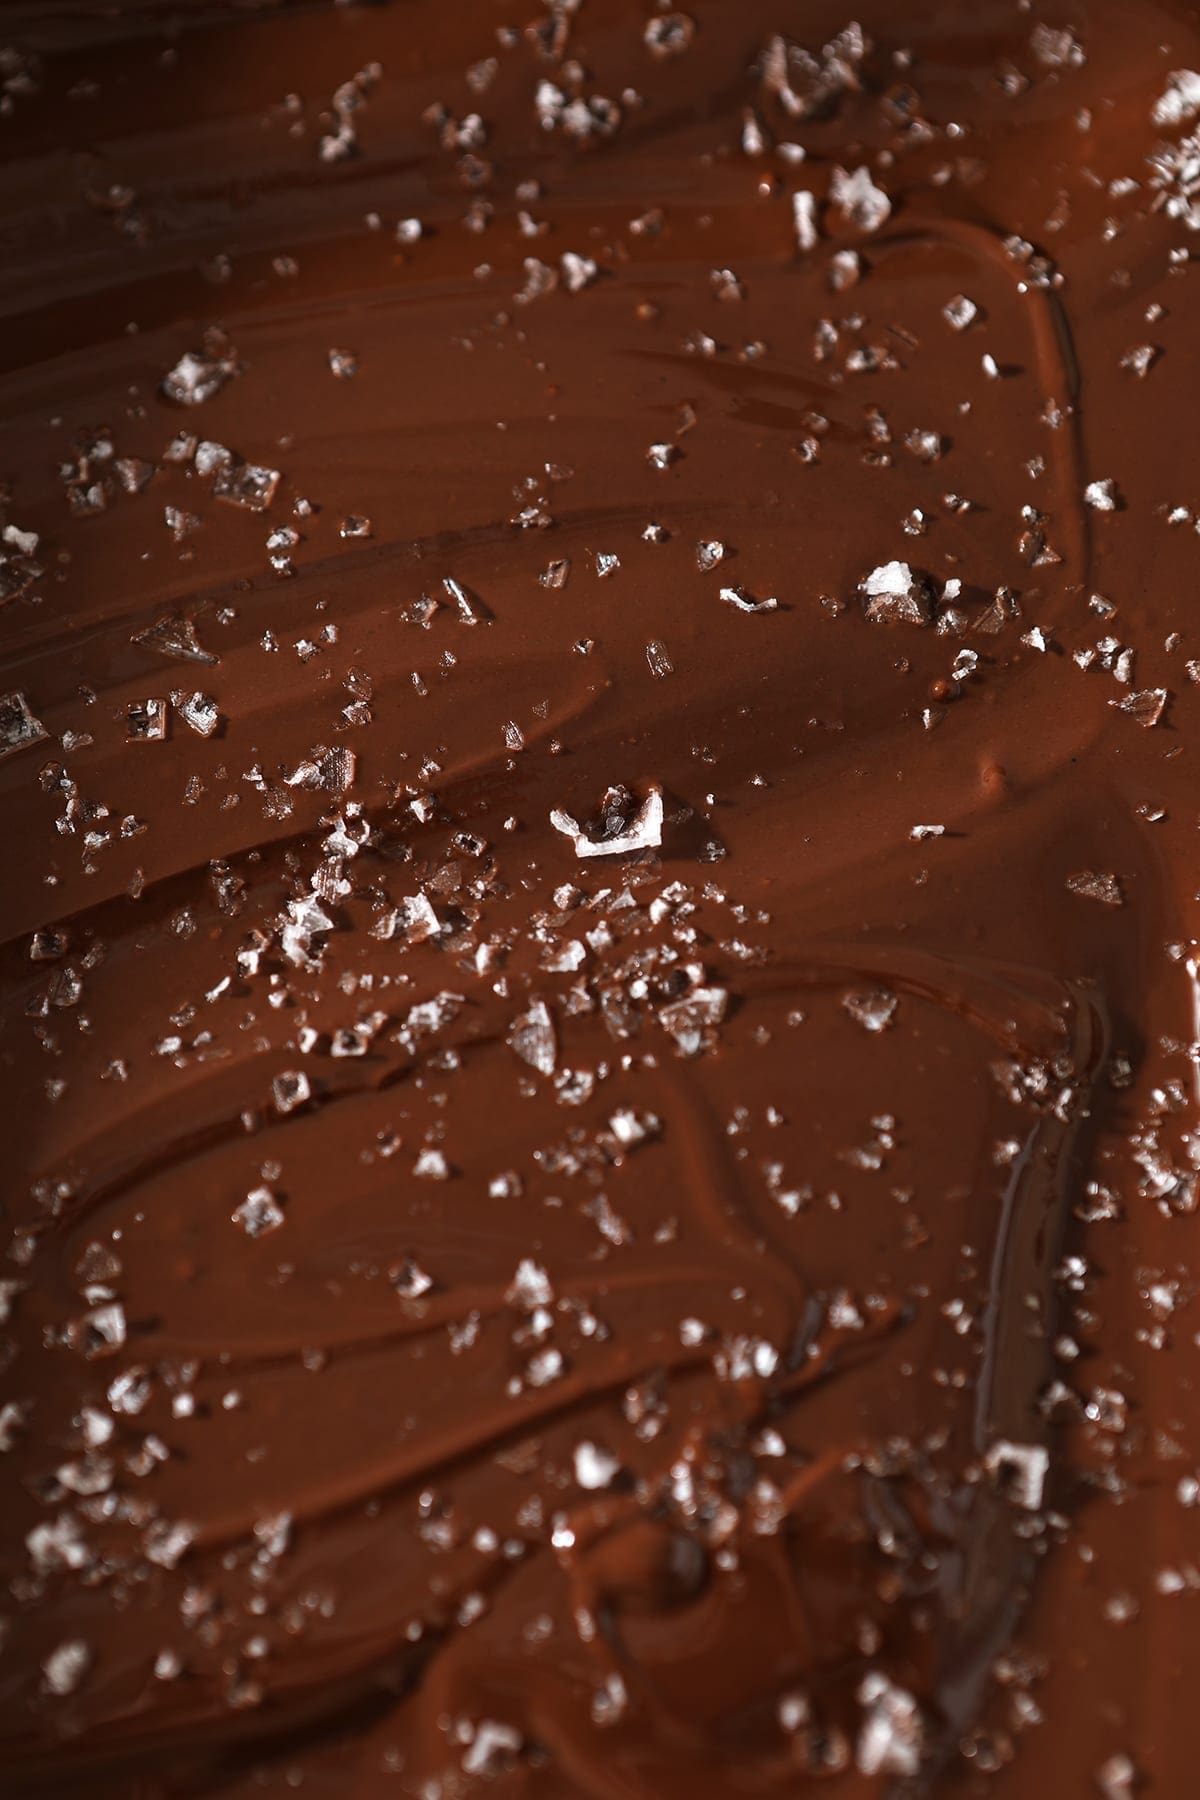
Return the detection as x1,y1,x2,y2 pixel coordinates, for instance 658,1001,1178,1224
2,3,1199,1794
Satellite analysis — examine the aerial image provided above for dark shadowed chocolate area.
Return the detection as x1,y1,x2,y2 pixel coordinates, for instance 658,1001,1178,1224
1,2,1199,1794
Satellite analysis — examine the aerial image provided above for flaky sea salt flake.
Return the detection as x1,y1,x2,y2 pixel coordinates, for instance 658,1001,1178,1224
1066,870,1123,906
1111,686,1167,727
509,998,557,1075
42,1640,91,1697
830,164,891,234
860,561,933,625
132,613,218,666
856,1673,923,1777
233,1187,284,1237
0,690,47,759
162,349,233,407
985,1439,1049,1510
720,584,777,614
1153,71,1200,128
792,189,819,252
550,784,664,858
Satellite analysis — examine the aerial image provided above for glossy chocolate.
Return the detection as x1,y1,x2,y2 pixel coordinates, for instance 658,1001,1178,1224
2,3,1200,1794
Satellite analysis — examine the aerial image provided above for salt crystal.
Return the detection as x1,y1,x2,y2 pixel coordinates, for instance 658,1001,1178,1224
645,640,673,678
1031,23,1085,67
903,428,942,463
830,165,891,234
574,1441,620,1489
859,561,933,625
507,1259,552,1310
842,990,897,1032
550,784,663,858
646,442,677,471
214,462,280,513
42,1640,91,1697
525,1346,565,1387
1111,687,1167,727
143,1519,194,1567
162,349,233,407
1120,344,1158,378
509,998,557,1074
414,1147,449,1180
1066,870,1123,906
1095,1752,1138,1799
442,576,489,625
644,12,694,58
719,584,778,613
392,1257,434,1300
695,539,726,571
791,189,818,252
80,1302,126,1355
127,698,167,742
281,894,334,967
395,892,441,943
829,247,861,291
943,293,978,330
1085,477,1120,511
560,251,598,292
272,1069,311,1114
0,690,47,759
194,440,233,476
233,1186,284,1236
608,1108,660,1148
985,1439,1049,1510
463,1721,522,1777
173,691,221,736
856,1673,923,1776
132,613,218,665
1153,70,1200,128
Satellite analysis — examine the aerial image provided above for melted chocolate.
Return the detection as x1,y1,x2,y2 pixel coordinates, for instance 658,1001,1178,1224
2,3,1199,1794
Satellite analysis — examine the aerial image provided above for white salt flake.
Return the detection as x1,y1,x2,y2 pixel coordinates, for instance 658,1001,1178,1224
173,691,221,736
162,349,233,407
720,584,778,613
985,1439,1049,1510
560,251,598,292
791,189,819,252
272,1069,311,1114
1066,870,1123,906
550,785,664,858
856,1672,923,1777
463,1721,522,1777
0,690,47,759
1153,71,1200,128
42,1640,91,1697
509,998,557,1075
943,293,978,331
859,561,933,625
1084,477,1119,510
842,990,897,1033
830,164,891,233
574,1441,620,1489
1111,687,1167,727
233,1186,284,1237
507,1260,553,1310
